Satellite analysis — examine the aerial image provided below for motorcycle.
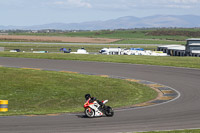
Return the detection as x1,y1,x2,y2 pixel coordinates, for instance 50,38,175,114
84,99,114,118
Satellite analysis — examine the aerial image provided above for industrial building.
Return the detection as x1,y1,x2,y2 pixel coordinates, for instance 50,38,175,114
166,45,185,56
185,38,200,56
157,38,200,57
157,45,183,55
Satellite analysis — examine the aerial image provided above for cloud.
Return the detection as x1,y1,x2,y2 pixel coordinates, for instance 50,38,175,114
169,0,199,3
54,0,92,8
165,4,192,8
164,0,200,9
54,1,65,5
84,0,200,10
125,0,200,9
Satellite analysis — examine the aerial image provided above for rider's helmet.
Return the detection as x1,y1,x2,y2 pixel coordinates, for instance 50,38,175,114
85,94,91,100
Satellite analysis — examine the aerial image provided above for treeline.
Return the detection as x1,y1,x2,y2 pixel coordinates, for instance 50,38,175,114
148,30,200,37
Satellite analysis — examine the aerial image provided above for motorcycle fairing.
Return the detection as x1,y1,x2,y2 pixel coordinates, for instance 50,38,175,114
84,100,103,116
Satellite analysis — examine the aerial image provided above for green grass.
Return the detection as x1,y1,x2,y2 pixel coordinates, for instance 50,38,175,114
5,28,199,45
136,129,200,133
113,39,184,45
9,29,197,40
0,67,157,116
9,28,199,43
0,52,200,69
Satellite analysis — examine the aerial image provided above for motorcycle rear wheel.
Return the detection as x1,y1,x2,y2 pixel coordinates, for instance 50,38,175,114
85,108,95,118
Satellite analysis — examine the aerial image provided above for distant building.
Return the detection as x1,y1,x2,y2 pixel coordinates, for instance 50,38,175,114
0,47,5,52
31,30,38,33
186,38,200,56
157,38,200,57
0,33,8,35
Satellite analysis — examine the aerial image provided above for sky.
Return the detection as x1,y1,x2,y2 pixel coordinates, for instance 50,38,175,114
1,0,200,26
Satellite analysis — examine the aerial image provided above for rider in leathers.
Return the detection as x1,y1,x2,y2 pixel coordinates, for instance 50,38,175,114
85,94,104,110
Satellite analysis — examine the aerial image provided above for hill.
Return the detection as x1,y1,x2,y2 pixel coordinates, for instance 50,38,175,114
1,15,200,30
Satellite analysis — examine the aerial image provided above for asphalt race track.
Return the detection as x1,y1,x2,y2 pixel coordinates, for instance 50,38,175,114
0,57,200,133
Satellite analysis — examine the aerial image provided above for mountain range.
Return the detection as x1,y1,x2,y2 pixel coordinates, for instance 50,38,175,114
1,15,200,30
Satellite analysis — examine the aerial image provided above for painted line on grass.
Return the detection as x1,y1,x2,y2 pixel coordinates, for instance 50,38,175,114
22,67,41,71
114,78,180,112
60,71,78,74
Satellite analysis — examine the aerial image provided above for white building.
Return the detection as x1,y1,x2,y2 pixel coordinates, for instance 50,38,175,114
99,48,122,55
71,49,89,54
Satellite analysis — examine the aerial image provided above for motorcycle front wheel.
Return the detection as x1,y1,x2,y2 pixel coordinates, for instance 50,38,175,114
85,108,95,118
105,106,114,117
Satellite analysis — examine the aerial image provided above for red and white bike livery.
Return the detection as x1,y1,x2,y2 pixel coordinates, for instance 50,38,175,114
84,99,114,118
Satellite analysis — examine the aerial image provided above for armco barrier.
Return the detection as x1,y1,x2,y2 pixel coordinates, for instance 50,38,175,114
0,100,8,112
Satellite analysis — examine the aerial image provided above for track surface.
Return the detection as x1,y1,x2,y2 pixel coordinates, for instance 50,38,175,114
0,57,200,133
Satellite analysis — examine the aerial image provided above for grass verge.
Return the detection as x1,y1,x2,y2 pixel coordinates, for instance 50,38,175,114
136,129,200,133
114,39,184,44
0,67,157,116
0,52,200,69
